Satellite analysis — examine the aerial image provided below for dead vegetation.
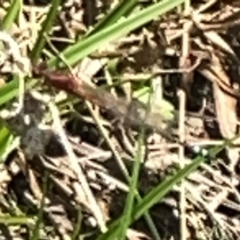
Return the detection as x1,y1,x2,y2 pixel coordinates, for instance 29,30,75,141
1,0,240,239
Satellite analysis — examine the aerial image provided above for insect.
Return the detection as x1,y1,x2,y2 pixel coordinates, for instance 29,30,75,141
32,63,176,141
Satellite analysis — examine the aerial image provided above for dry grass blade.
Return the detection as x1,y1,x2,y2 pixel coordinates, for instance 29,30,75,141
208,54,240,171
203,31,240,63
48,101,107,232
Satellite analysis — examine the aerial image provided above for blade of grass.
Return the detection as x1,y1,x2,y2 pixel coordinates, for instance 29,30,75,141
97,137,235,240
31,172,49,240
0,76,36,107
133,137,235,220
48,0,185,67
30,0,63,64
0,77,20,106
87,0,138,36
0,136,19,163
0,215,34,225
118,129,146,239
1,0,21,30
0,125,13,160
71,206,83,240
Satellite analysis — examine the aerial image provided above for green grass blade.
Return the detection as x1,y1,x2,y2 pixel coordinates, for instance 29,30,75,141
1,0,21,30
118,131,145,239
48,0,185,67
31,172,49,240
132,141,230,220
0,76,36,107
88,0,138,36
71,207,83,240
97,140,230,240
0,78,19,106
0,125,13,160
0,215,34,225
30,0,63,63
